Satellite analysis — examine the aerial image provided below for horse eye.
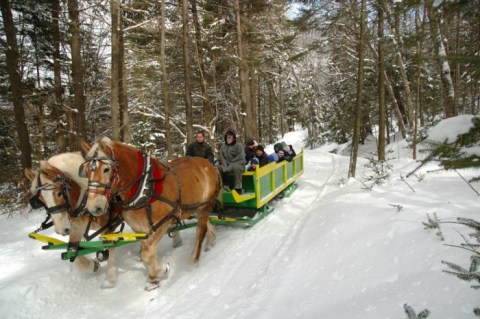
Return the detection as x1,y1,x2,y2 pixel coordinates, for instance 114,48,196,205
103,167,110,174
57,192,63,197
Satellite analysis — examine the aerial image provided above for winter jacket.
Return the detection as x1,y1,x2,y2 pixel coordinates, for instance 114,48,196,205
186,140,214,162
220,128,246,172
256,153,269,167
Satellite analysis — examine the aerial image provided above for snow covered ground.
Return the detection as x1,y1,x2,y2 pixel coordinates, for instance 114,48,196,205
1,117,479,319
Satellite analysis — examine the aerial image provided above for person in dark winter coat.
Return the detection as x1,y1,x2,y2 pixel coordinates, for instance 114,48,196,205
274,142,296,162
186,130,214,163
245,138,257,163
254,145,269,167
219,128,246,193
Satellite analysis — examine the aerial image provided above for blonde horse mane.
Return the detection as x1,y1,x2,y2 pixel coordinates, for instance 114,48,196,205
46,152,87,189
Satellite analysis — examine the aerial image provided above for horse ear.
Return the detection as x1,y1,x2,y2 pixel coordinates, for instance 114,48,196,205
79,140,91,156
39,161,57,180
24,168,36,182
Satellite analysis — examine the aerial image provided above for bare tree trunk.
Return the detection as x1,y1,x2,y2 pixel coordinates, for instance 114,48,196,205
377,3,386,161
413,4,425,160
425,0,455,118
51,0,66,152
348,0,366,178
191,0,213,140
182,0,193,144
110,0,120,140
118,4,131,143
367,41,408,139
0,0,32,175
379,0,415,128
235,0,253,140
160,0,173,160
67,0,86,145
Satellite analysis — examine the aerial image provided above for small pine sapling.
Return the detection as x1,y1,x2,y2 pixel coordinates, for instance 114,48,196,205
403,303,430,319
441,217,480,316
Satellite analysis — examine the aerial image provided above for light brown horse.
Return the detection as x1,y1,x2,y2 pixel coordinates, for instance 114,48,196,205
25,153,119,288
82,137,221,290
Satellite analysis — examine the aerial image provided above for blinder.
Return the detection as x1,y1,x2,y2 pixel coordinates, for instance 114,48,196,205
29,192,46,210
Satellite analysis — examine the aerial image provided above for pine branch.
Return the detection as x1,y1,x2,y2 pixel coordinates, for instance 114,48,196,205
422,213,444,240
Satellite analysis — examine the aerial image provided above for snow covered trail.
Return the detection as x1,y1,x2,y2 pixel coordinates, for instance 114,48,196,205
1,127,479,318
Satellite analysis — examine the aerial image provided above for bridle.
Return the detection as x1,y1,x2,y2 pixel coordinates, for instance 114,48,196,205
29,173,71,216
79,150,119,203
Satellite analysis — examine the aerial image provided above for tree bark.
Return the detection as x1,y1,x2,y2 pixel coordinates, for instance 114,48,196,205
235,0,254,141
0,0,32,175
425,0,456,118
119,11,131,144
182,0,194,144
160,0,173,160
51,0,66,152
379,0,415,128
191,0,214,140
110,0,120,140
67,0,86,145
348,0,366,179
377,3,386,161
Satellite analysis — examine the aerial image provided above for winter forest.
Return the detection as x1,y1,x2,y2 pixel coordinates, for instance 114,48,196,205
0,0,478,188
1,0,480,317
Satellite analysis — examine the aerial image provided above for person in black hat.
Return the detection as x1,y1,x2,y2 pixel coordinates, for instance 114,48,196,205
245,138,257,163
186,130,214,163
254,145,269,167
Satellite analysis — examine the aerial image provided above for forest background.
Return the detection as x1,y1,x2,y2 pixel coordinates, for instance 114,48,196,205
0,0,479,207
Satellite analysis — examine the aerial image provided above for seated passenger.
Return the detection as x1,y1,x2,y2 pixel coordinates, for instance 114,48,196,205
219,128,246,194
245,138,257,163
247,158,259,171
186,130,214,163
274,142,295,162
268,153,279,163
254,145,269,167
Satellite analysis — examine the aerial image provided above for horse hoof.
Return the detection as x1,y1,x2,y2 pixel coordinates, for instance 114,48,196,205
172,239,183,248
100,279,117,289
93,260,101,273
144,264,170,291
145,281,160,291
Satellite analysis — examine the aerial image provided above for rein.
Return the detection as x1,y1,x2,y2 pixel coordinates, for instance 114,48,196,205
85,148,219,234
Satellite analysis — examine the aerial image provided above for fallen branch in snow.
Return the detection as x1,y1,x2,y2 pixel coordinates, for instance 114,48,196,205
400,175,416,193
388,204,403,212
455,169,480,196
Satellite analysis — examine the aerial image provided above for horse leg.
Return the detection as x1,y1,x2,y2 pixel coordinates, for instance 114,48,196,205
100,248,117,289
205,219,216,252
74,256,100,273
191,213,210,263
70,217,101,273
171,231,183,248
140,224,170,291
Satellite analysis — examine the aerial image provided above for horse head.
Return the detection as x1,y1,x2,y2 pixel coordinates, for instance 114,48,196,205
83,137,121,216
25,153,88,235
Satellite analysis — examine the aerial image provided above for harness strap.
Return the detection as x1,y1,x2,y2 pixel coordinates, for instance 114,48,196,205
33,215,54,233
83,210,125,242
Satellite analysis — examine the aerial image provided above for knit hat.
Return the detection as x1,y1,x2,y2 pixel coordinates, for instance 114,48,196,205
251,158,259,164
274,143,283,152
